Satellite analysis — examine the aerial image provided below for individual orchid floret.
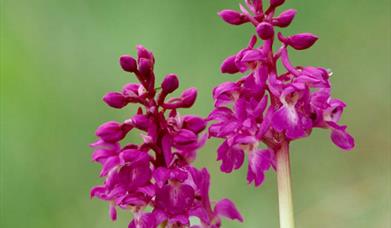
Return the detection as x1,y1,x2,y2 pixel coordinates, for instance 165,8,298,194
212,0,355,227
278,32,319,50
91,45,242,228
272,9,297,27
218,9,249,25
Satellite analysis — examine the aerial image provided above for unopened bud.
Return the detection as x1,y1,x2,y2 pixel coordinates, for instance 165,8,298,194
103,92,128,109
286,33,319,50
256,22,274,40
161,74,179,94
96,121,125,142
273,9,296,27
218,10,248,25
221,55,239,74
270,0,285,8
119,55,137,72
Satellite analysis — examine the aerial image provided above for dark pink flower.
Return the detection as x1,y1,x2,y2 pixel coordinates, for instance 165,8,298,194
91,46,242,227
209,0,355,188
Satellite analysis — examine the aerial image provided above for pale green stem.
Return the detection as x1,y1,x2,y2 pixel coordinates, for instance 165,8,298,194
276,141,295,228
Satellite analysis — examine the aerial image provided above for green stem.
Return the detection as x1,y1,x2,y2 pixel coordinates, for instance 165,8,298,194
276,141,295,228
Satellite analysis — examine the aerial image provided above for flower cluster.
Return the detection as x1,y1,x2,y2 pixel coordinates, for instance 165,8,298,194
209,0,355,187
91,45,243,227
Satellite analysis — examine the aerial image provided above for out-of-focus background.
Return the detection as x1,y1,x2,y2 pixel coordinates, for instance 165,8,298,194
1,0,390,227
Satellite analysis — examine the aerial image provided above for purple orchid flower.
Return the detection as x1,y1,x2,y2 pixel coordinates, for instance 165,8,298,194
91,45,242,227
210,0,355,188
210,1,355,226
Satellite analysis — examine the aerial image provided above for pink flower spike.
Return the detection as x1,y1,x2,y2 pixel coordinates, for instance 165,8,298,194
92,45,242,227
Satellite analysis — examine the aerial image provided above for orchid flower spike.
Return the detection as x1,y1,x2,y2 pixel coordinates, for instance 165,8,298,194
212,0,355,227
91,45,243,228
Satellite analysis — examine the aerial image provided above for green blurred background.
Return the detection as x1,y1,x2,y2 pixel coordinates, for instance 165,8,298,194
1,0,390,227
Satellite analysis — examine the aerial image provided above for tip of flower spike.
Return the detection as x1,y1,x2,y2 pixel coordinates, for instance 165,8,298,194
136,45,154,62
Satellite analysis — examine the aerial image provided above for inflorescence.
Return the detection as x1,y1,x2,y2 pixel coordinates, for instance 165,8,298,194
90,46,242,227
208,0,355,187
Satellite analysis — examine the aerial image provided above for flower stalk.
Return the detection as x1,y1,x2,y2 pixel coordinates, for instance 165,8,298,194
276,141,295,228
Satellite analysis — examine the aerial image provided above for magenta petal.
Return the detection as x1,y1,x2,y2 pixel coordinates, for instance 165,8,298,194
109,205,117,221
183,115,206,134
286,33,319,50
217,142,244,173
221,55,240,74
256,22,274,40
214,199,243,222
189,207,209,224
96,121,125,142
90,186,106,198
129,212,160,228
92,149,115,162
218,9,248,25
161,134,173,165
241,49,265,62
103,92,128,109
152,167,170,188
271,106,307,139
273,9,296,27
328,122,355,150
161,74,179,94
100,156,120,177
174,129,197,145
247,149,274,187
131,114,150,131
119,55,137,73
156,184,195,216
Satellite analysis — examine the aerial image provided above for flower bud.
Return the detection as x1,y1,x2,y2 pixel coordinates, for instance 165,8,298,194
96,121,125,142
256,22,274,40
136,45,154,62
286,33,319,50
138,58,153,80
218,10,248,25
103,92,128,109
122,83,140,96
273,9,297,27
174,129,198,145
221,55,239,74
183,115,206,134
180,88,197,108
131,114,150,131
119,55,137,72
161,74,179,94
270,0,285,8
